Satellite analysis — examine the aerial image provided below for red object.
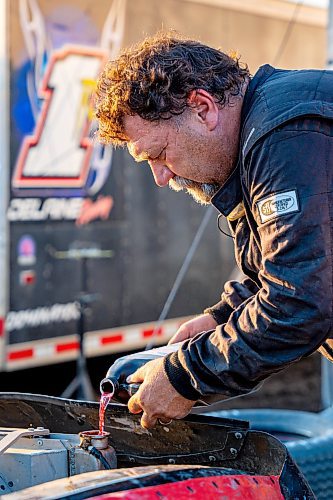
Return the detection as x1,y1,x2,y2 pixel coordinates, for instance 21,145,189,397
92,475,284,499
7,348,34,361
101,334,123,345
142,328,162,338
56,342,80,353
20,270,36,286
0,317,4,337
99,392,113,434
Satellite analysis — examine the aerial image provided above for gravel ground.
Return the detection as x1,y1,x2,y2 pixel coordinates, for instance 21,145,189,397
220,353,322,412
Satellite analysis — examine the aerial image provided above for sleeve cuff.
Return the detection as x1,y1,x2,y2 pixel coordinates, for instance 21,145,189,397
163,352,201,401
204,301,233,325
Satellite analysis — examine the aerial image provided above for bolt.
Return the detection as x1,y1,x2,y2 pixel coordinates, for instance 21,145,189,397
229,448,237,456
209,455,216,462
37,440,43,446
129,457,135,463
168,458,176,464
234,432,242,439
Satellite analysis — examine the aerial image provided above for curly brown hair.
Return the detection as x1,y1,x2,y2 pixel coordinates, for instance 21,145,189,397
95,31,250,146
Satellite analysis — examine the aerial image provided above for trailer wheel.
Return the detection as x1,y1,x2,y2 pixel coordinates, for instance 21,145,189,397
204,407,333,500
286,435,333,500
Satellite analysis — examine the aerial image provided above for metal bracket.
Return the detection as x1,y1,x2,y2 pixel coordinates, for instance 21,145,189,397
0,427,50,454
118,429,247,466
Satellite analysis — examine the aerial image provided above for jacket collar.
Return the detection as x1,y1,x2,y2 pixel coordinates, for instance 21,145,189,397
210,64,275,217
211,163,242,216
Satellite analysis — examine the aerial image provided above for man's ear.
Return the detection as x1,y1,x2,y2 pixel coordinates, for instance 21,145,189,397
187,89,219,130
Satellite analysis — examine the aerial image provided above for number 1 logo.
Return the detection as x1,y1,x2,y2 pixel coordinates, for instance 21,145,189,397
12,46,107,192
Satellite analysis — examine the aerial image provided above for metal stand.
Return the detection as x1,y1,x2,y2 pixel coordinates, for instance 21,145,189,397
61,290,97,401
48,246,113,401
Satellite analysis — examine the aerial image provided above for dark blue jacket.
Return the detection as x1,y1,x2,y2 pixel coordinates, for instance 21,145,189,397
165,65,333,400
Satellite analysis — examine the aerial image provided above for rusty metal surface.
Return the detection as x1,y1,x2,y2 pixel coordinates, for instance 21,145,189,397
0,393,316,499
0,392,288,476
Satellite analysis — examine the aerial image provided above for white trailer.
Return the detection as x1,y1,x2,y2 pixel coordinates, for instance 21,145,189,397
0,0,233,372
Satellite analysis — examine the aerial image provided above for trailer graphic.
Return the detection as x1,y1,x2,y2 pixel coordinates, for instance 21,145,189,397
12,46,107,193
0,0,234,372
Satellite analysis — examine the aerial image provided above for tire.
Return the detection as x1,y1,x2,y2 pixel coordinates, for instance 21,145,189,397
204,407,333,499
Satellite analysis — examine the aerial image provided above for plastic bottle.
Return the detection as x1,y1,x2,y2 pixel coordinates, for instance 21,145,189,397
100,342,183,404
100,342,228,406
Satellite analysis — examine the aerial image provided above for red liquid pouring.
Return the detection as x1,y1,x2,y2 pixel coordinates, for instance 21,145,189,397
99,391,113,435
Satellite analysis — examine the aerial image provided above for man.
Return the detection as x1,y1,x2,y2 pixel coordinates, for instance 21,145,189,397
96,32,333,429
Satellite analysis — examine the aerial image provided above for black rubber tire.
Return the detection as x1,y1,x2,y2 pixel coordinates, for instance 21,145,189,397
204,407,333,499
287,434,333,500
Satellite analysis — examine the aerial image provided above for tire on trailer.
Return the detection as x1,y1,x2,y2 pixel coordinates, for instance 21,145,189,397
204,407,333,500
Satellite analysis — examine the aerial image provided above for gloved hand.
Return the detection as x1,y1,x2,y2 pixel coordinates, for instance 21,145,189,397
168,313,218,345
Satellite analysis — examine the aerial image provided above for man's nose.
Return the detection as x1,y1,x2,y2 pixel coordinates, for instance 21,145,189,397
149,162,174,187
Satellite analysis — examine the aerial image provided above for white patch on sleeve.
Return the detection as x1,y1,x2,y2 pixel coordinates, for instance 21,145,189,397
257,189,299,223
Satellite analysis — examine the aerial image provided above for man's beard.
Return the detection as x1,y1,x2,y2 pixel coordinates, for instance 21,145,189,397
169,176,220,205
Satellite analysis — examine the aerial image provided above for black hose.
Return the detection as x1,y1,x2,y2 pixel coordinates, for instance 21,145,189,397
89,446,112,470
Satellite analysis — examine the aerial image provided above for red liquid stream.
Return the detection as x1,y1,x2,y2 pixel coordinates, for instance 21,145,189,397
99,391,113,435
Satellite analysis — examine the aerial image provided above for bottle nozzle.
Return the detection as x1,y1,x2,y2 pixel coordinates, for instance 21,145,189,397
100,377,116,395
